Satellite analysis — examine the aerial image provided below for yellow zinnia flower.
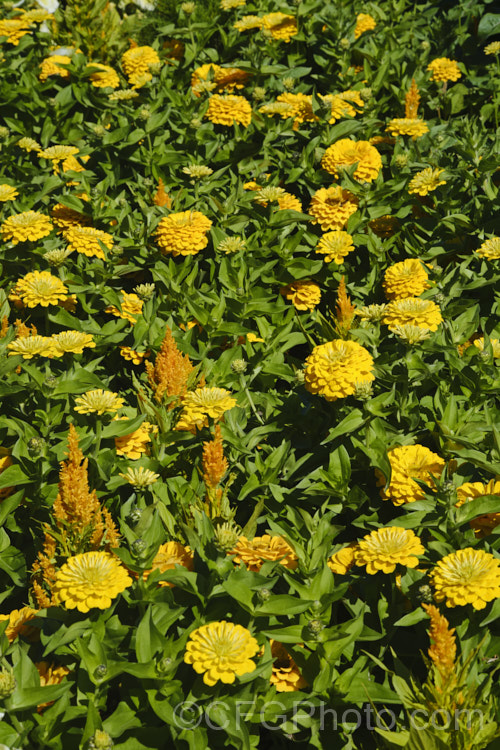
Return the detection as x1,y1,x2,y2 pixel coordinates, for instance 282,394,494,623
382,259,430,300
205,94,252,127
354,13,376,38
53,551,132,613
64,225,114,260
39,55,71,82
119,466,159,488
0,18,31,45
155,211,212,257
427,57,462,82
321,139,382,183
385,118,429,138
0,184,19,202
304,339,375,401
10,271,69,308
383,297,442,331
234,15,262,32
121,45,160,87
476,237,500,261
309,186,359,231
74,390,125,415
327,544,358,574
105,292,143,324
181,387,236,421
261,12,298,42
355,527,424,574
115,420,158,459
229,535,298,571
430,548,500,609
320,90,363,124
1,211,53,244
87,63,120,88
184,620,259,686
0,450,13,499
119,346,150,364
50,331,96,356
408,167,446,196
455,479,500,537
315,230,355,264
144,542,194,586
7,335,55,359
280,279,321,310
0,607,39,642
270,640,307,692
377,444,445,506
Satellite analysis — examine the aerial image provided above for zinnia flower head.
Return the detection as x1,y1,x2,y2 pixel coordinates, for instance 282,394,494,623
383,298,442,332
392,324,432,344
355,527,424,574
328,543,358,574
315,230,354,264
427,57,462,82
119,466,159,488
383,259,430,300
64,226,114,260
376,444,445,506
0,184,18,202
53,551,132,613
181,387,236,421
121,45,160,87
309,185,359,231
38,145,80,173
476,237,500,261
155,211,212,256
145,542,194,586
354,13,376,38
74,390,125,415
50,331,96,356
321,139,382,182
39,55,71,82
485,41,500,56
105,291,143,324
17,137,41,153
357,304,387,322
234,15,262,32
304,339,375,401
50,203,91,231
0,450,13,500
472,338,500,359
10,271,69,308
0,18,31,45
184,621,259,685
1,211,53,244
183,165,214,179
0,607,39,642
87,63,120,89
261,12,298,42
270,640,307,692
320,90,364,123
7,335,55,359
385,118,429,138
205,94,252,127
408,167,446,196
115,420,158,459
271,93,317,129
119,346,150,364
430,548,500,609
280,279,321,310
229,535,298,571
218,236,246,254
455,479,500,537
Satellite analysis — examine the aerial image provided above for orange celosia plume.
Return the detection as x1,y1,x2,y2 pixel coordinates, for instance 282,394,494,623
422,603,456,683
335,276,356,335
32,425,119,607
405,78,420,119
145,326,195,405
202,425,228,489
153,178,172,208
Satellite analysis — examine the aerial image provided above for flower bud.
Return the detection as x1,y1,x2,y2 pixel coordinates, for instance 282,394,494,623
94,664,108,680
88,730,113,750
231,359,247,374
257,588,271,602
28,436,46,456
417,585,433,603
0,670,16,698
131,538,147,557
307,619,324,636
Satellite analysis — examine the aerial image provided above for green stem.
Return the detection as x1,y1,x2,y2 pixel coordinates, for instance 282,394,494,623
239,373,264,425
